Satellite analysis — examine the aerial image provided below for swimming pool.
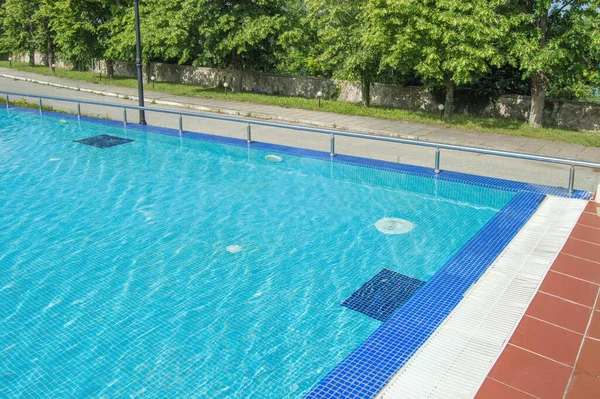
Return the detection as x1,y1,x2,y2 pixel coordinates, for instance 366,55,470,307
0,108,552,398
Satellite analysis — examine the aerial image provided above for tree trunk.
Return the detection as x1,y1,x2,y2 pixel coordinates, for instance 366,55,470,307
47,40,55,72
106,59,115,79
444,80,455,118
361,75,371,107
28,48,35,67
231,48,244,92
529,72,547,128
528,7,549,128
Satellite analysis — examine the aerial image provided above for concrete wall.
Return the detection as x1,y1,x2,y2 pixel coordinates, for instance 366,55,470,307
11,54,600,131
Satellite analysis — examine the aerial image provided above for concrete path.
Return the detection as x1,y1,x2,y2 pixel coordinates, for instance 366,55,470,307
1,67,599,191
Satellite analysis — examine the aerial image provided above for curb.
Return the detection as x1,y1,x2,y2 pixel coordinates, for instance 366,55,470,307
0,73,418,141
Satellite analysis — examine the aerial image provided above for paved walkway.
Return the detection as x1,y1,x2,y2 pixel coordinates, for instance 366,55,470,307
476,200,600,399
1,67,600,191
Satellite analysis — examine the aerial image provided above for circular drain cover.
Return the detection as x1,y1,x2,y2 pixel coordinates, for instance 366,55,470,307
375,218,414,234
265,154,283,163
59,119,68,124
226,245,243,254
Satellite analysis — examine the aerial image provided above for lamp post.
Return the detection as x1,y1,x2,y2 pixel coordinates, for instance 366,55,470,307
438,104,445,120
317,91,323,108
224,82,229,95
133,0,146,125
151,76,156,89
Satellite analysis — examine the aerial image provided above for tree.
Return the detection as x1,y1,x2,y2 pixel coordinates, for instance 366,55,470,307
508,0,600,127
49,0,112,70
367,0,509,117
0,0,41,65
307,0,380,106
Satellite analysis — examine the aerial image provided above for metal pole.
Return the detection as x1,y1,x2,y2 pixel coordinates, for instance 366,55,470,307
330,134,335,157
434,148,441,174
247,124,252,143
5,94,8,109
77,102,81,119
133,0,146,125
123,108,128,126
179,114,183,134
39,98,43,114
568,165,575,195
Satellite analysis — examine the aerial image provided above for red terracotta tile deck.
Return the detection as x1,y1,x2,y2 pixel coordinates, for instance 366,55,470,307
476,201,600,399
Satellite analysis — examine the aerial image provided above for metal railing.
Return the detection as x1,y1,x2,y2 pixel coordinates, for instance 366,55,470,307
2,90,599,194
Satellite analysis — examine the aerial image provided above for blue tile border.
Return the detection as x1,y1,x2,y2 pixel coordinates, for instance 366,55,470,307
7,105,591,200
4,106,591,398
305,192,543,399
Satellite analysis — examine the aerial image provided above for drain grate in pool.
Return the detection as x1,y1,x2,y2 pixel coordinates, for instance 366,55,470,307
74,134,134,149
341,268,426,322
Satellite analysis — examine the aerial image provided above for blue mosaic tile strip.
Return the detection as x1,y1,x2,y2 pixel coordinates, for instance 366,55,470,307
341,269,426,322
8,106,591,199
305,191,543,399
74,134,134,149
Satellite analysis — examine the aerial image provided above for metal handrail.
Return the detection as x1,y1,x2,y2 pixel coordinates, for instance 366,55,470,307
3,90,599,194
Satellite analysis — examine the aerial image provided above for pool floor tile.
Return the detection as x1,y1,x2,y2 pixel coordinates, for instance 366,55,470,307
509,316,582,366
551,254,600,285
526,292,592,334
475,378,537,399
488,345,572,399
576,338,600,377
566,371,600,399
563,239,600,264
539,271,599,307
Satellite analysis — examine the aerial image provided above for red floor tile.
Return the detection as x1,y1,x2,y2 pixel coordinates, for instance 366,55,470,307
566,371,600,399
589,311,600,340
510,316,583,366
539,271,599,307
584,202,599,215
577,212,600,230
489,345,572,399
563,239,600,265
551,253,600,285
577,338,600,377
526,292,592,334
475,378,537,399
571,224,600,246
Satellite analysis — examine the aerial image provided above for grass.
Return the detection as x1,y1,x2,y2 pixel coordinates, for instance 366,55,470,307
2,61,600,147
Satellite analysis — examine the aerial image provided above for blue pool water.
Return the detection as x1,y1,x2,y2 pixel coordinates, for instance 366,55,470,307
0,109,513,398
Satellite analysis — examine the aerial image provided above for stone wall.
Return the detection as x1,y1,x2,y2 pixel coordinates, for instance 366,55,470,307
10,53,600,131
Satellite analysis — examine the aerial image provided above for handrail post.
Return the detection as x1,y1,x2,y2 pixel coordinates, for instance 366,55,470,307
179,114,183,134
247,124,252,144
330,134,335,157
568,165,575,195
39,98,43,115
434,148,441,174
5,94,8,110
77,102,81,120
123,108,128,126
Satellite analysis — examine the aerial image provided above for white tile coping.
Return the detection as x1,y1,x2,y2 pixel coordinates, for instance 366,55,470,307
375,196,587,399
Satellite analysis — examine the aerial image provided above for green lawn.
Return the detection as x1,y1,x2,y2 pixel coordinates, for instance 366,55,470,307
2,61,600,147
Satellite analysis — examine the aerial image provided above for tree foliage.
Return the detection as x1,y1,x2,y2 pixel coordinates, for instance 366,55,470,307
1,0,599,125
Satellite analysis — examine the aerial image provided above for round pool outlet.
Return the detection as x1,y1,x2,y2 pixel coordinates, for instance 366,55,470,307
59,119,68,124
226,244,243,254
265,154,283,163
375,218,414,235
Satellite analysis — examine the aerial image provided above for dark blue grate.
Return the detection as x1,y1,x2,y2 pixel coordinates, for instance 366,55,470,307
74,134,134,149
342,269,425,322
